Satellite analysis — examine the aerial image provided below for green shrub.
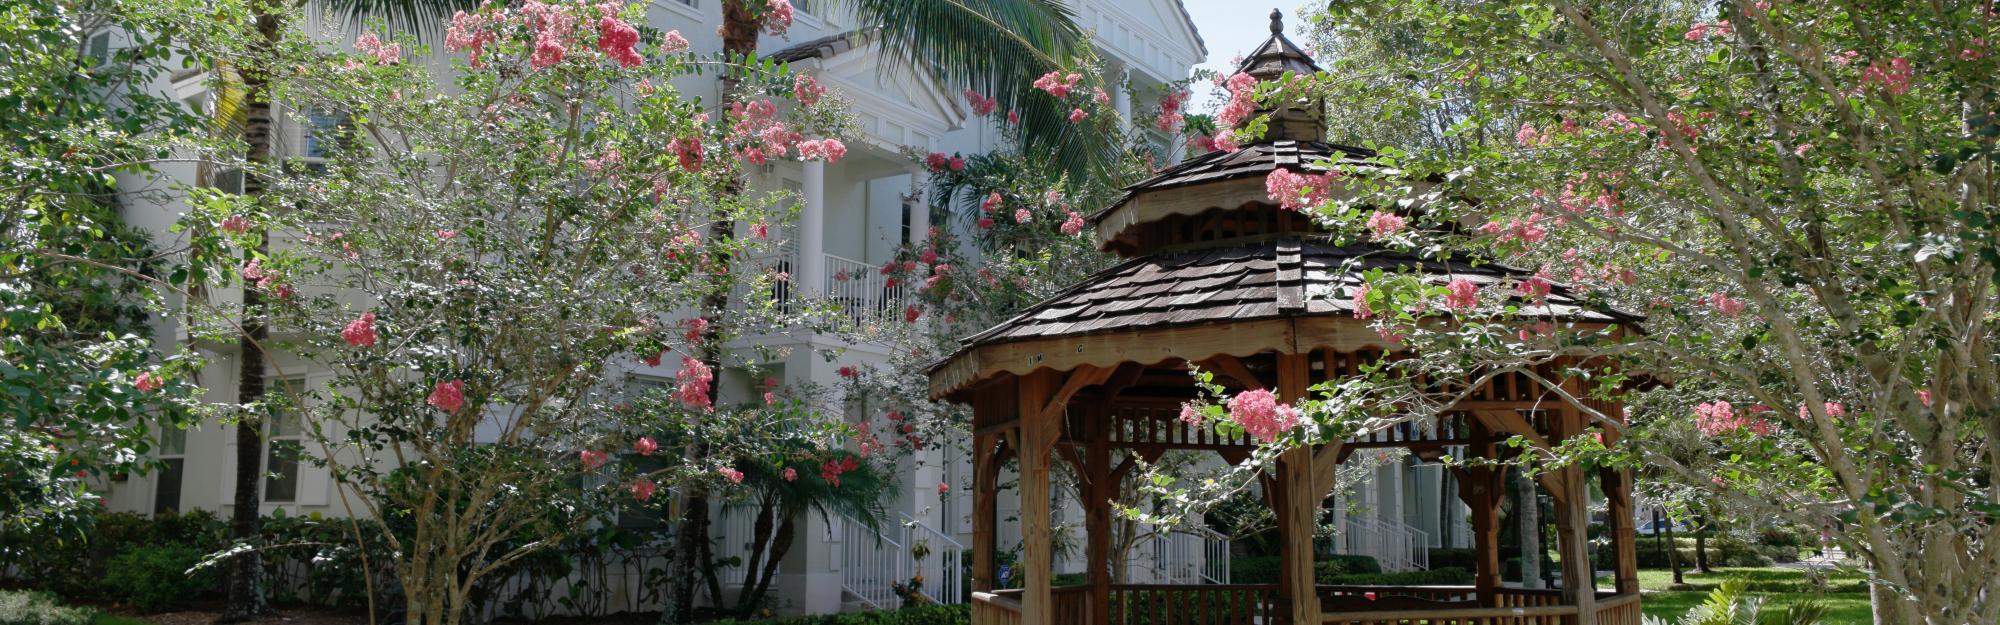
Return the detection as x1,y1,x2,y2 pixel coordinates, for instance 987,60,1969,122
1428,548,1477,571
706,604,969,625
1231,554,1381,584
101,544,221,612
0,591,97,625
1323,567,1475,586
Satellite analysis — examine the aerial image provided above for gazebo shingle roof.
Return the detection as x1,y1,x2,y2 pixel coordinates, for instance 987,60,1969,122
955,237,1641,348
1088,140,1376,223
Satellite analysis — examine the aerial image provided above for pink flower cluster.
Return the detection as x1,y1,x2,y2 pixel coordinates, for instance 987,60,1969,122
1349,283,1373,319
633,436,658,455
445,10,499,67
797,138,846,162
668,136,703,171
719,466,745,484
520,1,578,69
354,33,401,65
1695,400,1773,437
1515,273,1554,303
1514,123,1541,147
1480,212,1549,248
342,312,378,347
1215,73,1259,129
629,478,657,501
676,356,712,410
135,372,163,393
762,0,794,36
661,30,690,53
1445,278,1479,311
793,74,825,107
1799,401,1846,419
1060,211,1086,236
1226,389,1299,443
580,449,609,470
1263,169,1334,211
1862,58,1913,96
1033,71,1082,98
429,379,466,413
1683,20,1733,41
597,12,643,67
820,455,859,487
964,90,999,116
1068,108,1087,123
728,99,798,165
1156,90,1187,132
1704,291,1746,317
219,215,251,234
1365,211,1406,240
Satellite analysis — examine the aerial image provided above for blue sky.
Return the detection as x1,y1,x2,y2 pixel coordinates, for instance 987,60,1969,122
1181,0,1316,111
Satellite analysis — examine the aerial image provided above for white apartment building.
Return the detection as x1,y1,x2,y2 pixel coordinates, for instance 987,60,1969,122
88,0,1474,616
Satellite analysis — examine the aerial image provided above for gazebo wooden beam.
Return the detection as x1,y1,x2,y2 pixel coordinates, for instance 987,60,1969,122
1197,354,1267,390
1275,353,1321,625
1472,409,1571,504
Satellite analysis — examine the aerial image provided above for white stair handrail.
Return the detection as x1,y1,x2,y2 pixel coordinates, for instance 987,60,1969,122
897,513,967,604
839,513,906,609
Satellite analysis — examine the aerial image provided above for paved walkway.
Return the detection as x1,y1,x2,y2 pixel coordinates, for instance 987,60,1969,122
1778,547,1849,569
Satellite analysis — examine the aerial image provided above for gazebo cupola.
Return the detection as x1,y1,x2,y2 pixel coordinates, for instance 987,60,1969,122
1086,10,1364,258
932,10,1643,625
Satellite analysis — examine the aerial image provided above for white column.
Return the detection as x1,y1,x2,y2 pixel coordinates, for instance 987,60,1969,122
906,165,931,248
799,160,826,296
1112,66,1134,133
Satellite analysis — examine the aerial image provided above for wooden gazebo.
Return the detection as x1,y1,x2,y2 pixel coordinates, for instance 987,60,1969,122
927,11,1643,625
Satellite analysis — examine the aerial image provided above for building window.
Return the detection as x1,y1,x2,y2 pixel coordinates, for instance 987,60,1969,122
670,0,697,7
615,374,673,528
263,379,305,503
86,31,113,66
152,428,187,515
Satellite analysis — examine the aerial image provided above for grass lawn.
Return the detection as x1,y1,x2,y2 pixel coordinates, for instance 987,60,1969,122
93,613,155,625
1617,567,1874,624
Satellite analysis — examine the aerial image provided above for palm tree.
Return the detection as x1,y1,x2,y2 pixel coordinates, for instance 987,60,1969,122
729,450,892,617
214,3,471,621
667,2,1094,620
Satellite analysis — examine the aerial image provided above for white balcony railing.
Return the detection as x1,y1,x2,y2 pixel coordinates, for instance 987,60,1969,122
739,246,915,330
824,253,914,329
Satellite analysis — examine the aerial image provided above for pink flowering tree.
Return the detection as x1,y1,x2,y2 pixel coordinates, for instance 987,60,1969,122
1132,2,2000,622
220,4,858,624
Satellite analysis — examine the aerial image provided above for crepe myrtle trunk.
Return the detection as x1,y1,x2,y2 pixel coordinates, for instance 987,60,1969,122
662,5,761,620
218,10,284,623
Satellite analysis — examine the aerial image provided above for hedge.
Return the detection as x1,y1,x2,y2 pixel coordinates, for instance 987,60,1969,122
705,604,969,625
1230,554,1380,585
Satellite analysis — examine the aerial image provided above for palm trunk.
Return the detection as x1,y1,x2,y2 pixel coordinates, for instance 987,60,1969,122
1693,514,1710,573
732,497,778,617
1513,469,1542,589
661,6,761,620
740,508,798,616
218,10,282,623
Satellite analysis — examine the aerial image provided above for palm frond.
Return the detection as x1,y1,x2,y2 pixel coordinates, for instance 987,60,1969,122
842,0,1116,183
313,0,481,41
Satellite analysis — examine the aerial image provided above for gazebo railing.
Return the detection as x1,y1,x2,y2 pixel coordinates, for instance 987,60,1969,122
1595,593,1643,625
971,584,1618,625
972,591,1022,625
1108,584,1285,625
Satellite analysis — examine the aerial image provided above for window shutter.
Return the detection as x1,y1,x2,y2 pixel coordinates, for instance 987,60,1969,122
297,372,337,506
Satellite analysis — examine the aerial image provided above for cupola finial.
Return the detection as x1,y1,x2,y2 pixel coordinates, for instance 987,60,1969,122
1269,9,1283,34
